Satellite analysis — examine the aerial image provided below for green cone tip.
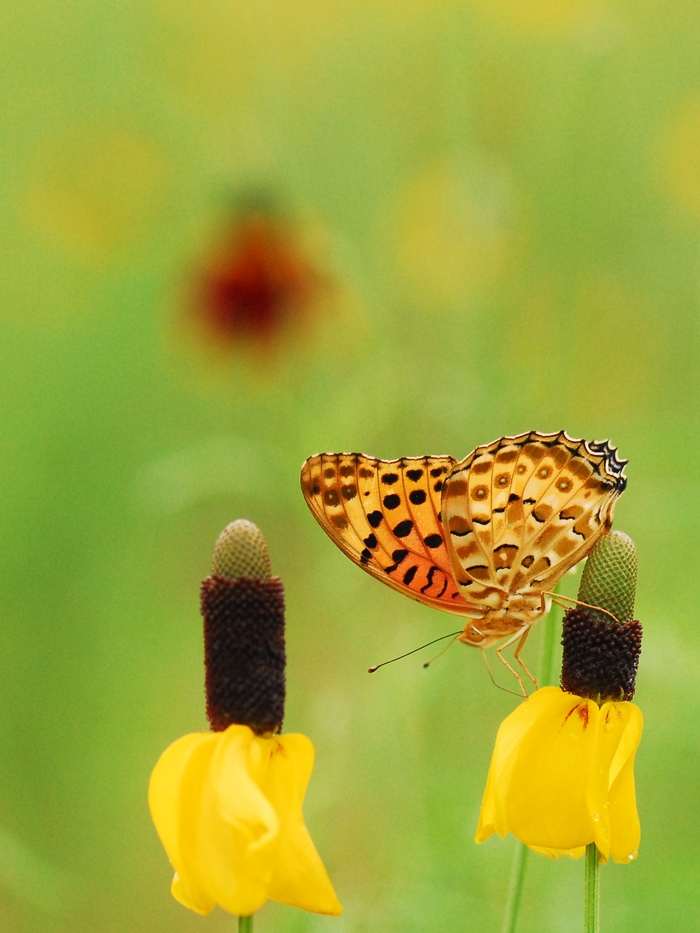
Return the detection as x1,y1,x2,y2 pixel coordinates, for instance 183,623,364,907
577,530,637,623
211,519,272,582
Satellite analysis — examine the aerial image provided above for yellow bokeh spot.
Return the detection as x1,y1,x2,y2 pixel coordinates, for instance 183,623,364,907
22,128,168,262
390,155,516,310
471,0,603,37
659,99,700,220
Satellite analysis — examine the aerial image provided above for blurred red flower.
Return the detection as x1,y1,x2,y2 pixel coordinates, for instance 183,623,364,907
198,206,316,345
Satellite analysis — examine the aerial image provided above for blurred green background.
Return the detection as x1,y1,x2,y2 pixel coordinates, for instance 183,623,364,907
1,1,698,930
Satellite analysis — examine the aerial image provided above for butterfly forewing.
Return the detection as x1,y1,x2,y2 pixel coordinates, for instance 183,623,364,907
301,452,475,615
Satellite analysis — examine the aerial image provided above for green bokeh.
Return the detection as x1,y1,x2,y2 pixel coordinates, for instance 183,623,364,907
0,2,698,930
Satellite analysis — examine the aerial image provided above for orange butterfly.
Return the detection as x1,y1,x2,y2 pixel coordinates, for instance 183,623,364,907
301,431,627,684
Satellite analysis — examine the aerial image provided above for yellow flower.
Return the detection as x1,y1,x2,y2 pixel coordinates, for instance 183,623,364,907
149,723,342,917
476,686,643,863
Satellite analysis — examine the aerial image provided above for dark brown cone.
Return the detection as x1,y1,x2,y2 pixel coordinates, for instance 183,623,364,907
201,575,286,734
561,608,642,701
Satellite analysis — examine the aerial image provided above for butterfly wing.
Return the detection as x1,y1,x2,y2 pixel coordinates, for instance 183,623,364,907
442,430,627,605
301,452,476,616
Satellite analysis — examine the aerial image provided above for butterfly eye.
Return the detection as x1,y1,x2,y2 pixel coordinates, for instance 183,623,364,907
517,465,527,474
557,479,571,491
473,486,489,500
538,467,551,478
497,474,510,487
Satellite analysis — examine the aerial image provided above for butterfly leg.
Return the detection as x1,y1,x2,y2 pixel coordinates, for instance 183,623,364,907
495,628,531,698
513,624,538,689
480,649,524,698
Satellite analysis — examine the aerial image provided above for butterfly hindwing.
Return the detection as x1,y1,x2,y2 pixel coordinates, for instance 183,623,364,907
443,431,627,603
301,453,473,615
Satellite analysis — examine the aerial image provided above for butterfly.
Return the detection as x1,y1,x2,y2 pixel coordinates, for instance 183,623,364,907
301,431,627,682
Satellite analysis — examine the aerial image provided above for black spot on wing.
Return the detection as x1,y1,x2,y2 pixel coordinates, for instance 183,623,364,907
403,565,418,585
393,519,413,537
368,510,383,528
385,549,409,573
383,494,401,510
450,526,472,537
420,566,438,593
409,489,427,505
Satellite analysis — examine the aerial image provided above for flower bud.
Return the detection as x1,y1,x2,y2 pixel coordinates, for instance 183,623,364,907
201,520,286,734
578,530,637,624
211,519,272,582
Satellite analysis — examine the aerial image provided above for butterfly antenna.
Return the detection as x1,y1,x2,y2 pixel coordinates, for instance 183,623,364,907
368,631,462,673
422,633,460,668
542,590,619,624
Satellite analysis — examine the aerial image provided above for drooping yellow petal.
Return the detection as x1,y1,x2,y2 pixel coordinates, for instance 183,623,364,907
585,703,625,860
150,725,341,917
474,756,501,843
606,703,643,864
475,686,560,842
196,726,280,916
477,687,600,852
504,690,599,851
148,732,218,915
213,726,280,850
528,844,586,860
263,734,342,916
476,687,643,861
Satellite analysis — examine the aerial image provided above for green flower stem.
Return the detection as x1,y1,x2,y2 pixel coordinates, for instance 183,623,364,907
585,844,600,933
501,842,529,933
501,589,562,933
239,915,253,933
538,591,559,690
